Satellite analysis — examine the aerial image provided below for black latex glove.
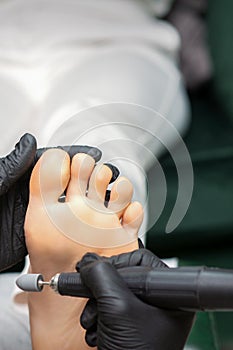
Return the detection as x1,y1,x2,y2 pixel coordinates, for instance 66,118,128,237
0,133,110,271
78,249,196,350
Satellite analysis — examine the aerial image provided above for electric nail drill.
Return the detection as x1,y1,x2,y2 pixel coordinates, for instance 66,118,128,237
16,266,233,311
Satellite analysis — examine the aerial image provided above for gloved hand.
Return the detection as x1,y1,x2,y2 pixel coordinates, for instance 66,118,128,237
0,133,105,271
78,249,196,350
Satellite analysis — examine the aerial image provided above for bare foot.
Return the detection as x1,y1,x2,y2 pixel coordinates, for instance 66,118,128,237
25,149,143,350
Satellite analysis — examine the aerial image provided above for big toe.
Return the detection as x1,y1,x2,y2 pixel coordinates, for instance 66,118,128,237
29,149,70,203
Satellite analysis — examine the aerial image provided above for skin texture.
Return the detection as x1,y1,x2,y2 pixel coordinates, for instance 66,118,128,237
24,149,143,350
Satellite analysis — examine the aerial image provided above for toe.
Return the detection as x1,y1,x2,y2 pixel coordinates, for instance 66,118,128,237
66,153,95,201
108,177,133,217
87,164,112,203
122,201,144,235
29,149,70,203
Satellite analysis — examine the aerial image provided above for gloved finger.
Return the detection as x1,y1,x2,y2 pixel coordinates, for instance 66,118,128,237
0,133,37,195
80,299,98,330
85,326,97,348
104,189,111,206
103,163,119,184
107,249,168,269
138,238,144,248
35,145,102,163
78,253,135,302
76,252,101,271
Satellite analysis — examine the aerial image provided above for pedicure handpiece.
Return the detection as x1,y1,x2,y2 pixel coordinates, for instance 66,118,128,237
16,266,233,311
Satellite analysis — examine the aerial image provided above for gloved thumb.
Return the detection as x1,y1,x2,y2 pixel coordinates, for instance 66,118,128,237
78,253,134,302
0,133,37,195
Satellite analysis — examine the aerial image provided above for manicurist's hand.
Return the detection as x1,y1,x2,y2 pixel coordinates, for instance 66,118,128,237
78,249,196,350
